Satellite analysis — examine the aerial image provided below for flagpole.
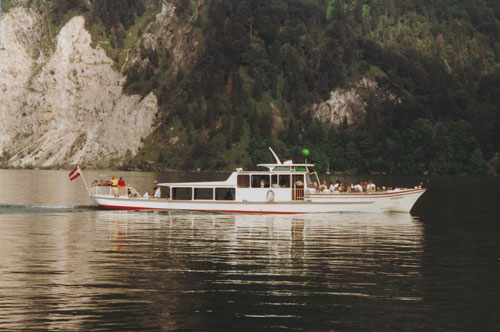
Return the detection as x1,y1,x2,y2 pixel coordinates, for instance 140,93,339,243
77,165,90,194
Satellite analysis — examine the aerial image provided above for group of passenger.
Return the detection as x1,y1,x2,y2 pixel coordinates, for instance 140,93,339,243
91,176,127,197
315,179,382,193
91,176,170,199
91,176,126,187
143,185,163,199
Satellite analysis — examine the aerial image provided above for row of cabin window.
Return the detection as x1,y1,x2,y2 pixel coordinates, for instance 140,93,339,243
238,174,304,188
171,187,235,201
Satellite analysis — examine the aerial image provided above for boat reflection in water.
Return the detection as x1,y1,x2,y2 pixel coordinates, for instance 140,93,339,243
96,210,424,275
0,210,424,331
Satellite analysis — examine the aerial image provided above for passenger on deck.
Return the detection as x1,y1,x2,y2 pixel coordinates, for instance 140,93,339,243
92,180,98,186
367,180,376,192
353,183,363,192
128,187,138,197
117,177,126,196
111,176,119,197
118,177,126,187
320,180,327,191
332,180,341,191
154,186,162,198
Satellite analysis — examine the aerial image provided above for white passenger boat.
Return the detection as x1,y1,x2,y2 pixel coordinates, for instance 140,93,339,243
83,149,426,214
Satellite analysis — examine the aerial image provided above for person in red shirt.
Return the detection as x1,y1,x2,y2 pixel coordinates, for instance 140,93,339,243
117,177,126,196
118,177,126,187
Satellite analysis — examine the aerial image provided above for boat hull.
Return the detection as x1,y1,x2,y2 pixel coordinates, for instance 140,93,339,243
90,188,426,214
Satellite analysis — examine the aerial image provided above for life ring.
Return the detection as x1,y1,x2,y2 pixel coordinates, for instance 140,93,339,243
266,190,275,202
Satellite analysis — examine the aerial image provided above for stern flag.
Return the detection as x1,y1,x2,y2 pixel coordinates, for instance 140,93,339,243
69,166,81,181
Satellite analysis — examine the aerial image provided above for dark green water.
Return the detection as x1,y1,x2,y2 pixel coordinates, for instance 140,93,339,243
0,170,498,331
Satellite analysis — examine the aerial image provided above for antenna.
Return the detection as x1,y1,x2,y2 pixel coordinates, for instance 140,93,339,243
268,147,281,164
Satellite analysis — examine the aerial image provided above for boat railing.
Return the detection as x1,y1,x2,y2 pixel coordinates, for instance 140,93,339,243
90,185,129,198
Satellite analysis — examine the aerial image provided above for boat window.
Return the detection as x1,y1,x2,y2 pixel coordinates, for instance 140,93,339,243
237,175,250,188
293,175,304,187
294,167,308,172
273,166,290,171
279,175,291,188
271,175,278,188
172,187,192,200
215,188,235,200
194,188,213,200
251,175,270,188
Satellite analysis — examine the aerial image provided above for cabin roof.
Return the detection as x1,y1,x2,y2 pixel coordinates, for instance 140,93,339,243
158,181,230,187
257,163,314,168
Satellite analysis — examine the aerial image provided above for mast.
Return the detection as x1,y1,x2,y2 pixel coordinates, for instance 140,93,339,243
268,147,282,164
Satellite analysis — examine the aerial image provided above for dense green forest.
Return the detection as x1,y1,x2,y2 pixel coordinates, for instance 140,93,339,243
15,0,500,174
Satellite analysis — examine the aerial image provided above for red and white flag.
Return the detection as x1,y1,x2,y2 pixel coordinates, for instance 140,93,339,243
69,166,81,181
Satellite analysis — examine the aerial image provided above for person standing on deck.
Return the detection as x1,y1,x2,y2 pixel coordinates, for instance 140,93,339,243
118,177,126,196
154,186,162,198
111,176,119,197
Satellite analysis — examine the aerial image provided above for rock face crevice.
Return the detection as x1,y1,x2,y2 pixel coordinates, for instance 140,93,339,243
0,10,159,167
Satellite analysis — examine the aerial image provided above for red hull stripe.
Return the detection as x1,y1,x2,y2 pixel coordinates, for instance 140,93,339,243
98,204,302,215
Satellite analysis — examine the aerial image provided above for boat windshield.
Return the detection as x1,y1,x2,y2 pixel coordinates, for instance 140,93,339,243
306,172,320,188
306,173,313,188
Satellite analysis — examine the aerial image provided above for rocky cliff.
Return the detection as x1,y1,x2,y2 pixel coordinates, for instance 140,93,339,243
0,8,158,168
310,77,399,127
0,3,396,169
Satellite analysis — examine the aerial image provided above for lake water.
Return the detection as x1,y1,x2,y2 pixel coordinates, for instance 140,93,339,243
0,169,499,331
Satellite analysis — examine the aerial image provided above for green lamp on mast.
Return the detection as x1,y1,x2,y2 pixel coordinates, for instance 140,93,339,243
301,148,310,163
